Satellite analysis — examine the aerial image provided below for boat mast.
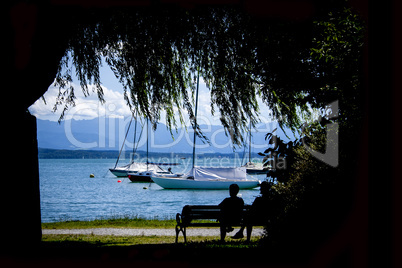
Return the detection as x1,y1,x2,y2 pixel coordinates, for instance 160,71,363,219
132,110,138,162
192,69,200,169
114,116,133,169
248,120,252,163
146,117,149,171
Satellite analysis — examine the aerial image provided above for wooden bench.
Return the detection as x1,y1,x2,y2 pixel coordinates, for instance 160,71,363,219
175,205,252,243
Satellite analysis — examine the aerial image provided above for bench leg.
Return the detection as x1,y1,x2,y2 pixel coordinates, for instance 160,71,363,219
175,225,187,243
175,225,180,243
246,225,252,242
220,226,226,242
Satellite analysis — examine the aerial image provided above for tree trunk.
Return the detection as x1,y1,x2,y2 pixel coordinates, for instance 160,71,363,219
1,112,42,252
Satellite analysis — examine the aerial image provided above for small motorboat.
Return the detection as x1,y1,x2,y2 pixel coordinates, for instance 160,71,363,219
127,170,154,182
127,164,172,182
242,162,269,175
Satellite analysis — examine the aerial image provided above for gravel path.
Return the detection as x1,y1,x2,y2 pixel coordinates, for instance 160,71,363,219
43,228,264,237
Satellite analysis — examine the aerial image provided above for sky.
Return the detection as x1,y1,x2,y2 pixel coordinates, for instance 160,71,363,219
29,57,274,127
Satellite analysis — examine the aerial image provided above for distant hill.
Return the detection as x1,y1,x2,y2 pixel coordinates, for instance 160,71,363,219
38,148,120,159
36,117,296,154
38,148,187,159
37,148,265,159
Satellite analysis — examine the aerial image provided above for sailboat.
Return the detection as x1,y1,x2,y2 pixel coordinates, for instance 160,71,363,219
109,116,171,182
151,71,260,190
151,166,260,189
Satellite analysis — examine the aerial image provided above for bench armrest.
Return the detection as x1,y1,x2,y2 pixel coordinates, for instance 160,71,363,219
176,213,182,225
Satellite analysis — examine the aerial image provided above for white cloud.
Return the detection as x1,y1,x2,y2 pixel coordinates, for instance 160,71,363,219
29,76,273,127
194,78,222,126
29,80,217,126
29,83,131,121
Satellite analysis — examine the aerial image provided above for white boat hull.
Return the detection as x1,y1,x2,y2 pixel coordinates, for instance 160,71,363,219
109,168,130,177
110,163,167,178
151,176,260,190
246,168,268,175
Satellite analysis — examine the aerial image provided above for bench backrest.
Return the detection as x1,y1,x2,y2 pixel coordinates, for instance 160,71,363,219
180,205,251,224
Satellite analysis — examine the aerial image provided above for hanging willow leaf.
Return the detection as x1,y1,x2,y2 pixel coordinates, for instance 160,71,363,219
50,5,363,147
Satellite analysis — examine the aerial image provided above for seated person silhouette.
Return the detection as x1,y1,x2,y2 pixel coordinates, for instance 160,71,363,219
218,183,244,241
232,181,276,242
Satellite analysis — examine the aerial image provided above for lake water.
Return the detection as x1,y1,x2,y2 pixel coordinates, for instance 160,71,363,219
39,158,268,222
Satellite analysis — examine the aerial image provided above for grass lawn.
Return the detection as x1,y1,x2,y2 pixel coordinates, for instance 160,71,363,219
42,234,258,247
42,234,180,246
38,219,275,266
38,234,266,266
42,234,260,247
42,217,262,247
41,216,219,229
42,216,178,229
40,217,266,264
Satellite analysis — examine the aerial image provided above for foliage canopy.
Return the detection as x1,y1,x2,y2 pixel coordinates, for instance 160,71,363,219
254,6,364,254
52,4,364,146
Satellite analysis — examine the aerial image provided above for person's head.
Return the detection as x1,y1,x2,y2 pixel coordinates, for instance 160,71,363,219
259,181,272,196
229,184,240,197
